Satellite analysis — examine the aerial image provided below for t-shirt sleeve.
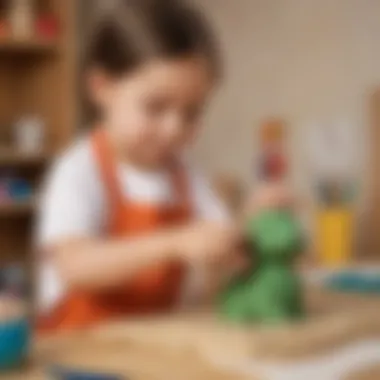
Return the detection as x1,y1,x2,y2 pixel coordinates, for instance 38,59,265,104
35,142,106,314
189,167,231,222
36,143,105,249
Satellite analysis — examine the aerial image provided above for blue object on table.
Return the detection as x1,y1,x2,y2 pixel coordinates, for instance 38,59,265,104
8,178,32,200
49,365,125,380
0,317,29,371
325,272,380,294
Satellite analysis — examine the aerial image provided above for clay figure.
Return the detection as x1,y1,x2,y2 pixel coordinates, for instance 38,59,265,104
220,210,304,323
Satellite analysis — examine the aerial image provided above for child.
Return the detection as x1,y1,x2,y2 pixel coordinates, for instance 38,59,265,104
35,0,284,332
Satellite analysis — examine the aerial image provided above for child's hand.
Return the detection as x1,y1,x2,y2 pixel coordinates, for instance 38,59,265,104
176,222,249,306
247,181,293,215
176,221,243,267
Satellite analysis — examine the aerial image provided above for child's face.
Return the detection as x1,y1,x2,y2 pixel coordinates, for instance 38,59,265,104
90,57,214,166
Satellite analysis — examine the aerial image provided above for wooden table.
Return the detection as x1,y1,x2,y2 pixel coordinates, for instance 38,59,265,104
3,286,380,380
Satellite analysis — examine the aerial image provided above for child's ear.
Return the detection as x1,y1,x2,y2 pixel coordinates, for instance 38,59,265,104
86,67,113,110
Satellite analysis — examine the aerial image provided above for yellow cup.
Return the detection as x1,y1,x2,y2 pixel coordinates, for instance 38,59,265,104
316,208,353,267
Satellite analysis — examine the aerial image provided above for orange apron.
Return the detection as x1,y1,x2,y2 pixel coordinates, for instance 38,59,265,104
38,129,192,332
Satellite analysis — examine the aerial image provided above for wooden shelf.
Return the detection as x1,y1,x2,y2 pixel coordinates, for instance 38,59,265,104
0,0,75,264
0,149,50,166
0,198,36,216
0,38,58,55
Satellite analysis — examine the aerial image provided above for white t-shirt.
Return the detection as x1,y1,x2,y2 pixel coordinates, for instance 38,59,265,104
36,138,229,313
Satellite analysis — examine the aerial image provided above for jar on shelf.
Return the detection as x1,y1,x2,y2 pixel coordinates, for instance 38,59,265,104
0,295,29,372
8,0,35,40
14,115,45,154
0,263,29,372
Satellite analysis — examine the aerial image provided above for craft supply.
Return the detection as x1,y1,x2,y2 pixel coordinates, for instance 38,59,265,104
0,297,29,371
8,178,33,200
49,365,125,380
316,180,357,207
306,121,359,207
325,272,380,294
256,118,287,181
0,175,33,203
316,208,353,267
14,116,45,154
8,0,34,40
258,151,287,181
220,210,304,323
260,119,285,144
306,121,357,182
36,14,59,39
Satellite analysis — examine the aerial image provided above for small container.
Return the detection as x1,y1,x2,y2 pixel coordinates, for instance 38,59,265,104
8,0,34,40
14,116,45,154
0,19,9,39
8,178,33,201
36,14,59,39
316,208,354,267
49,365,124,380
0,297,29,371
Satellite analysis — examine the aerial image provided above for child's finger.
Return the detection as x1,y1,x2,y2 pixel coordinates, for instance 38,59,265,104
221,251,251,282
233,254,251,274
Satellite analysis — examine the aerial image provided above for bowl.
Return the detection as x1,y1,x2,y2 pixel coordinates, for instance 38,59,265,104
0,317,29,370
0,297,29,371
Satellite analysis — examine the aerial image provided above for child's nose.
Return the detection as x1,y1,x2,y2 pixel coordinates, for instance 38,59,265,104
162,114,185,139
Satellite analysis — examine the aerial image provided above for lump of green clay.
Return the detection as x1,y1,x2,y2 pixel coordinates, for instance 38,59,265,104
220,210,304,324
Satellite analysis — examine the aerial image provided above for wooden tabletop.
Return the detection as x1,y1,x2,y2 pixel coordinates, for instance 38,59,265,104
3,286,380,380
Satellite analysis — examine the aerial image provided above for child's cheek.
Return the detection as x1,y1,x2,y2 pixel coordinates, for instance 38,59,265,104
107,90,159,150
107,97,134,135
111,104,155,151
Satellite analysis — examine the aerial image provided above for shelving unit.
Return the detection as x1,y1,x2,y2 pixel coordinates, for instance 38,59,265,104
0,0,76,263
362,89,380,258
0,148,50,165
0,197,36,216
0,38,57,53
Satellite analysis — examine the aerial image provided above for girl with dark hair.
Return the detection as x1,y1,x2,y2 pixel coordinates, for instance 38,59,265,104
36,0,284,332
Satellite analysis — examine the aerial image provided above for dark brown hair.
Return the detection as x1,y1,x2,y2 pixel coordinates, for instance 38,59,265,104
86,0,221,79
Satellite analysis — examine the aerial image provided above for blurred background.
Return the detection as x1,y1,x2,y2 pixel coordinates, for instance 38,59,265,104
0,0,379,285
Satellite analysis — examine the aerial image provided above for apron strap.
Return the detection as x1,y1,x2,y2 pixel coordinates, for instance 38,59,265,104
91,129,192,212
168,159,192,211
92,128,125,211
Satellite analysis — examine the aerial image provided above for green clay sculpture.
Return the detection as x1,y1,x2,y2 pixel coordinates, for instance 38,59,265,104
220,210,304,324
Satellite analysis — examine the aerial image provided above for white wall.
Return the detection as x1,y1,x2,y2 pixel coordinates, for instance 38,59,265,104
193,0,380,200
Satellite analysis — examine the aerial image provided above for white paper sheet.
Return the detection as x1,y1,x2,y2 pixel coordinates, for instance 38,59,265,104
210,340,380,380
